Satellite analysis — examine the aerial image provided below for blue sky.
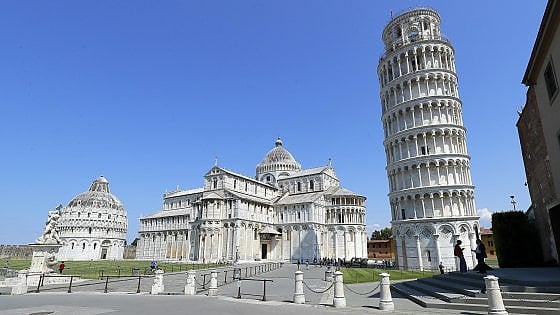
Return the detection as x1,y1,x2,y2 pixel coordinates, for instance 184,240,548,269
0,1,547,244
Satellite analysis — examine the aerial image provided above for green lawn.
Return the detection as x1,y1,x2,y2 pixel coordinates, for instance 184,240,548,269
341,267,437,283
4,259,222,279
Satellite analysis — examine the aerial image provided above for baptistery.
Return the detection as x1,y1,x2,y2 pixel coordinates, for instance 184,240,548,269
57,176,128,260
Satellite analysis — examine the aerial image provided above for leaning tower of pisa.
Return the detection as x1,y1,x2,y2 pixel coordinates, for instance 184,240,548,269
377,8,479,270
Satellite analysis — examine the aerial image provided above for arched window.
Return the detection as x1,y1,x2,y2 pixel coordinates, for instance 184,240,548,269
88,227,92,234
213,179,218,189
93,243,97,250
71,243,74,250
309,180,314,190
297,182,301,192
82,243,86,250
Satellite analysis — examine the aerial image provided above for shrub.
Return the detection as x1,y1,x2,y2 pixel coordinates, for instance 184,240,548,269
492,211,543,267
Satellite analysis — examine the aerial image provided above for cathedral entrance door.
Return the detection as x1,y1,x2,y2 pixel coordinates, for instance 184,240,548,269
261,244,267,260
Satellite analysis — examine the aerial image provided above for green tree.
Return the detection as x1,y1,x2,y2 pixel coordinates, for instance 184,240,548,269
371,227,392,240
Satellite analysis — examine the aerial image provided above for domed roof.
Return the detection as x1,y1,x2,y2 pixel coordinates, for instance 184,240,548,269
260,138,299,166
66,176,125,212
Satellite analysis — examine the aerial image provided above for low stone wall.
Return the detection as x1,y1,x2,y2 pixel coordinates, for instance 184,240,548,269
0,245,33,259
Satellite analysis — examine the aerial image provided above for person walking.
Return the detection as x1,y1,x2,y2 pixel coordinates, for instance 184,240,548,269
58,261,65,274
454,240,467,273
438,261,445,274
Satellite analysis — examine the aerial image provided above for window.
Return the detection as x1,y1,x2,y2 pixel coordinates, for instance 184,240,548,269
401,209,406,220
82,243,86,250
266,176,271,182
71,243,74,250
544,61,558,100
93,243,97,250
427,250,431,262
254,229,258,240
88,227,92,234
213,179,217,189
309,180,314,190
420,146,427,155
234,179,237,189
297,212,301,220
297,182,301,192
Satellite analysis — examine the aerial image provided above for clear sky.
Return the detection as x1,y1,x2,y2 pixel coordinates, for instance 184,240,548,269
0,1,547,244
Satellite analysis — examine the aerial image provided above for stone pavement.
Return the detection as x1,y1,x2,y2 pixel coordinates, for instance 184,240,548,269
0,262,489,314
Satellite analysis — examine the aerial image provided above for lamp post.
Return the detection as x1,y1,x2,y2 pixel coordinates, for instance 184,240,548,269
510,195,517,211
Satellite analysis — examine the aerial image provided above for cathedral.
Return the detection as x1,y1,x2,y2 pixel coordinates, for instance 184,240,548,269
136,138,368,262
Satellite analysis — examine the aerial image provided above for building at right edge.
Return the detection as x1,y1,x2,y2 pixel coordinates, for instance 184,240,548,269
377,8,479,270
518,0,560,265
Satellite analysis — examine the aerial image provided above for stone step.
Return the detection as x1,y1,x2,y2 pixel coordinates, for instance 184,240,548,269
438,272,560,293
391,282,449,308
412,278,560,308
418,277,482,297
502,291,560,301
401,279,469,302
392,283,560,315
456,296,560,309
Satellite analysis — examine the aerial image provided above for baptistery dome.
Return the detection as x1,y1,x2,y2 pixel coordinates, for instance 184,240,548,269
57,176,128,260
256,138,301,185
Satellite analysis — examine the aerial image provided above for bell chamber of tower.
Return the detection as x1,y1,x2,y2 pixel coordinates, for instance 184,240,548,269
377,7,480,271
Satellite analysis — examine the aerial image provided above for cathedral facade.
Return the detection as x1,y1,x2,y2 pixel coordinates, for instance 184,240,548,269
136,138,368,262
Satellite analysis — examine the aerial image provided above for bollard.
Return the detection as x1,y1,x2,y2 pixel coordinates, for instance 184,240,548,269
333,271,346,308
379,273,394,311
151,269,164,295
325,265,333,282
293,270,305,304
184,270,196,295
208,270,218,296
484,275,508,315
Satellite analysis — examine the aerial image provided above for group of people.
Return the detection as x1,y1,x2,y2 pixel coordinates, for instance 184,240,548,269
453,239,492,273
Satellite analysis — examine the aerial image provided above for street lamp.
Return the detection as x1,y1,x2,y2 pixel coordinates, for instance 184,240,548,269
510,195,517,211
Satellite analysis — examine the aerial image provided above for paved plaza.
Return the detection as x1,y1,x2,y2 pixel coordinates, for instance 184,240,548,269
0,263,487,314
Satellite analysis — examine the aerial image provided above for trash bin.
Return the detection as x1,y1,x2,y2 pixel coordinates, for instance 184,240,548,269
132,268,140,276
233,268,241,280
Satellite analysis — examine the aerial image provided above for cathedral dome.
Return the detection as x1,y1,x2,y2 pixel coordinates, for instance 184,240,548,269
256,138,301,183
261,138,298,165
